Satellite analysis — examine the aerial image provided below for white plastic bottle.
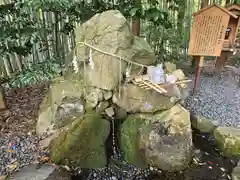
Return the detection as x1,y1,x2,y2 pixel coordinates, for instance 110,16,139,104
147,64,165,84
154,63,165,84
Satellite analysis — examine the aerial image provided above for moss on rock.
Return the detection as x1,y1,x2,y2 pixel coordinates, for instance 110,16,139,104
49,110,110,168
119,105,192,170
214,127,240,157
36,77,85,136
119,115,147,168
119,112,169,168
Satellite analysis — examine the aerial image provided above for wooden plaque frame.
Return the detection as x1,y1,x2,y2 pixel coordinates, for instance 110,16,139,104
188,4,237,57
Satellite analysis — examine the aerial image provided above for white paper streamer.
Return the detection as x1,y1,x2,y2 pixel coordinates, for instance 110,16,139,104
89,48,94,70
72,55,79,73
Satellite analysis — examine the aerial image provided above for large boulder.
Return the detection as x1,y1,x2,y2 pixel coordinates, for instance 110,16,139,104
130,36,156,74
49,110,110,168
214,127,240,157
75,10,156,90
113,84,177,113
119,104,193,171
36,77,85,136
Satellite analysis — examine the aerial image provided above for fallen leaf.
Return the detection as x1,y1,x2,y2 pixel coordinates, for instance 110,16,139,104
7,161,19,173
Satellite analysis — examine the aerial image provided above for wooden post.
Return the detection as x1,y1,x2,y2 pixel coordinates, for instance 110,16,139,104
215,51,232,73
193,56,204,94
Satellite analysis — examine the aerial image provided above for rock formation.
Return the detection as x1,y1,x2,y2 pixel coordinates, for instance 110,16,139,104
214,127,240,157
120,104,193,171
36,10,192,171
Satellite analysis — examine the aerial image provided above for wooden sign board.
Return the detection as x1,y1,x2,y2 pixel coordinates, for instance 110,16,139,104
188,5,234,57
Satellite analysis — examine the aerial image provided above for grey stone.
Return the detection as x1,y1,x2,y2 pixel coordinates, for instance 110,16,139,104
140,105,193,171
164,61,176,73
103,90,113,100
54,96,85,129
8,164,56,180
191,115,218,133
115,107,127,120
214,127,240,157
171,69,186,81
86,87,103,108
96,101,110,113
105,107,115,118
113,84,177,113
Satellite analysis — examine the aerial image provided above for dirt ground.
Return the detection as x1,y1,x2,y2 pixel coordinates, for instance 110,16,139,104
0,83,49,135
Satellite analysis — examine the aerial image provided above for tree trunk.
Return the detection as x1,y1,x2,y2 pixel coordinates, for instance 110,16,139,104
132,18,140,36
225,0,231,4
132,0,141,36
177,1,187,36
201,0,209,8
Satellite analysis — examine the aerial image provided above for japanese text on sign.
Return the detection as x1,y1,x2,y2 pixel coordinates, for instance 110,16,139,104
188,15,229,56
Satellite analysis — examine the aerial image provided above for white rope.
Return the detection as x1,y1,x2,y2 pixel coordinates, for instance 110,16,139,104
75,41,148,68
138,65,144,75
73,41,149,98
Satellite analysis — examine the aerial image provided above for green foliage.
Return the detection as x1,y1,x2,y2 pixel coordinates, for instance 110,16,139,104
1,0,184,57
1,0,189,84
8,59,62,88
0,1,39,56
141,0,189,62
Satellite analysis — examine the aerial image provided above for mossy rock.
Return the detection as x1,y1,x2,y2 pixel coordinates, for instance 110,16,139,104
38,76,84,115
49,111,110,168
36,77,85,136
49,78,84,110
191,115,218,133
119,111,170,168
214,127,240,157
119,104,192,170
119,115,146,168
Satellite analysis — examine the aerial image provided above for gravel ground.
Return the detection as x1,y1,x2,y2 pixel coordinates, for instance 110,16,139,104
0,83,49,177
185,69,240,127
0,133,39,176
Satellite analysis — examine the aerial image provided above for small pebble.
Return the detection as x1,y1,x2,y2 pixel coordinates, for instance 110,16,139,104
0,134,39,176
185,71,240,127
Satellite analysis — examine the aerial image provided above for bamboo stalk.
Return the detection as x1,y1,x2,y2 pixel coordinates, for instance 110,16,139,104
3,57,11,77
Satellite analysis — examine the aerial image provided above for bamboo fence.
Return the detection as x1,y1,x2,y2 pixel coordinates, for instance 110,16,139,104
0,0,237,78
